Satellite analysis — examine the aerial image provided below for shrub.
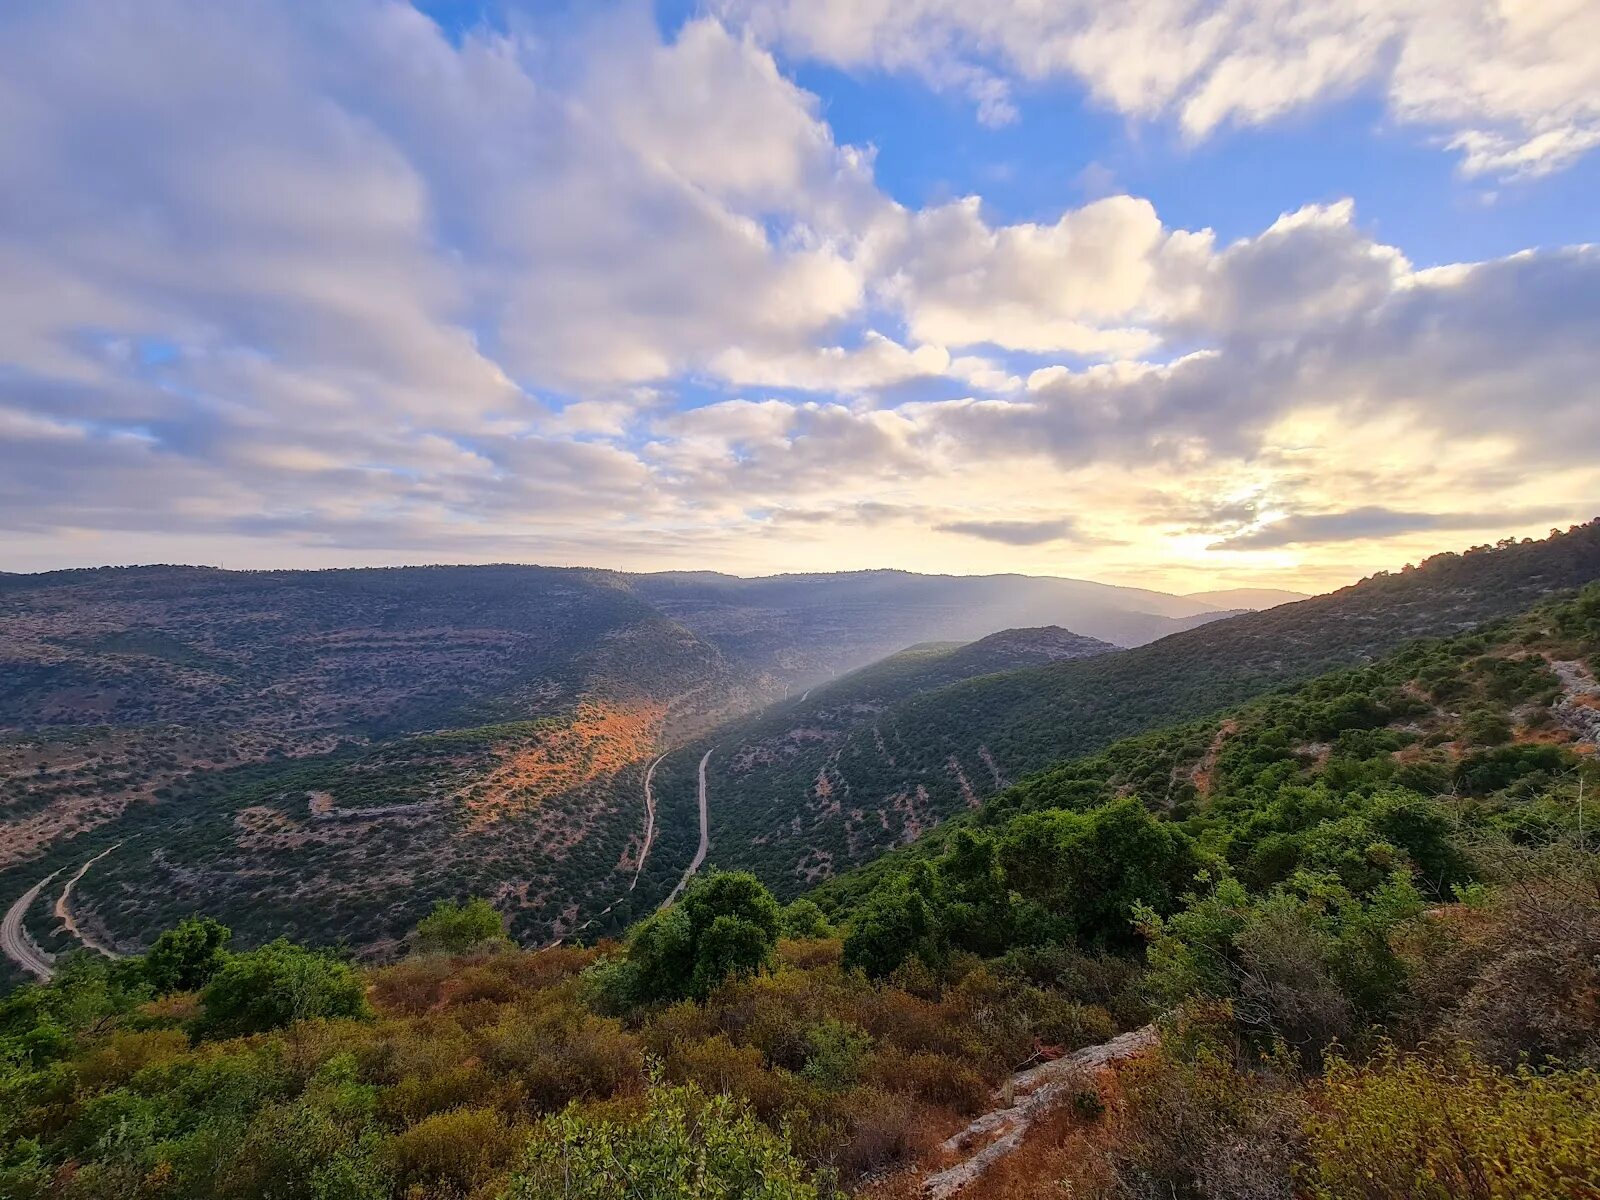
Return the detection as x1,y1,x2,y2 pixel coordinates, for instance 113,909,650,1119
413,897,508,955
197,940,370,1038
504,1080,825,1199
801,1019,872,1090
393,1105,522,1194
1111,1015,1306,1200
1303,1046,1600,1199
782,899,833,939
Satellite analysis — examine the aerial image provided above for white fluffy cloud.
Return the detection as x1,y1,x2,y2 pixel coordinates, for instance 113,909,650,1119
719,0,1600,177
1,0,1597,590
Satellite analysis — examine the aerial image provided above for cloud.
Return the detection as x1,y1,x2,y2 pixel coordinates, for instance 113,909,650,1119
882,195,1193,355
1208,505,1585,550
1,1,1598,589
719,0,1600,177
936,517,1088,546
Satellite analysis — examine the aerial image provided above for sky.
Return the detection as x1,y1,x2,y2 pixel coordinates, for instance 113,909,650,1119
2,0,1598,594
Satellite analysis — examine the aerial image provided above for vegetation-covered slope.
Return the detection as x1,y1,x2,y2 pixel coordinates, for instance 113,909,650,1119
5,586,1600,1199
0,563,1205,971
696,521,1600,896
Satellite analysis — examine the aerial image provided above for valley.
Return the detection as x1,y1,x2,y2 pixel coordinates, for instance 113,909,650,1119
6,526,1598,982
1,563,1242,978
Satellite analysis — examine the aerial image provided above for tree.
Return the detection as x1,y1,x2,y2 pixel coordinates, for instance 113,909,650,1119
623,871,782,1003
197,940,370,1038
143,916,232,994
781,898,833,939
412,897,507,954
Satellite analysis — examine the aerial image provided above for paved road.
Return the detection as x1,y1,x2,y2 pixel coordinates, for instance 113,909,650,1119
2,870,62,980
662,749,712,907
56,843,123,957
630,754,666,890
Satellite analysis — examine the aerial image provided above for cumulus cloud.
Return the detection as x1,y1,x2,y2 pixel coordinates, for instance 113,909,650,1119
719,0,1600,177
1,0,1598,588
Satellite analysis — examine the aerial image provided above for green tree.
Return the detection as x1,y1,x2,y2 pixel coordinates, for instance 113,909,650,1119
143,916,232,994
841,886,943,978
197,940,370,1038
781,898,833,939
624,871,782,1002
412,897,507,954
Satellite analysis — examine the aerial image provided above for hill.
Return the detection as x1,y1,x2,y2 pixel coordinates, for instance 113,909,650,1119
1184,586,1308,609
0,564,1210,959
683,522,1600,895
4,585,1598,1200
622,568,1225,687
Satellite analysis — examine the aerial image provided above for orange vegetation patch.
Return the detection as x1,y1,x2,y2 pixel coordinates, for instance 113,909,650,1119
461,698,665,831
1188,719,1239,799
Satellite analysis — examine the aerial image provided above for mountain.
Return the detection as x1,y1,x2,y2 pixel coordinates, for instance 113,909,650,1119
0,565,756,957
680,522,1600,895
8,585,1598,1200
622,568,1227,687
0,563,1207,958
1184,586,1308,609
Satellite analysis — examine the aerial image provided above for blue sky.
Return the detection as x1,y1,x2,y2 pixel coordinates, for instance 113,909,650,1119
1,0,1597,591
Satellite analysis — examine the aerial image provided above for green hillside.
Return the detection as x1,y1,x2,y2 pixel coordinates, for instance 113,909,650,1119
4,586,1598,1200
697,521,1600,895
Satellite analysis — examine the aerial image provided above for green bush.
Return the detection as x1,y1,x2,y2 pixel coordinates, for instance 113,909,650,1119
1304,1047,1600,1199
505,1079,826,1199
412,897,508,954
144,916,232,994
619,872,783,1003
197,940,370,1038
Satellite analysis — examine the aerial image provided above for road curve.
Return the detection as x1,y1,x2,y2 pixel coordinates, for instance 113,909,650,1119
630,754,666,891
2,870,62,980
56,843,123,958
662,749,712,908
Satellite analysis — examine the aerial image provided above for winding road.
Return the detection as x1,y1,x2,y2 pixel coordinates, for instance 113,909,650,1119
662,749,712,908
2,869,62,980
55,843,123,957
630,753,665,890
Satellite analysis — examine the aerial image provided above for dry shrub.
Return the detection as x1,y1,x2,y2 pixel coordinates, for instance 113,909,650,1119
662,1033,799,1120
1447,874,1600,1068
434,964,524,1009
834,1087,947,1180
383,1060,501,1124
777,937,844,970
483,1009,644,1113
393,1105,525,1195
1109,1009,1306,1200
371,945,597,1018
639,998,722,1055
852,987,976,1058
1027,998,1116,1055
370,955,458,1015
862,1045,989,1115
134,990,202,1025
72,1028,190,1089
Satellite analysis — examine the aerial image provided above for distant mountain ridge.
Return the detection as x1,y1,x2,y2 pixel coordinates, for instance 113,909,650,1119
0,561,1218,954
688,521,1600,895
1184,587,1307,609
